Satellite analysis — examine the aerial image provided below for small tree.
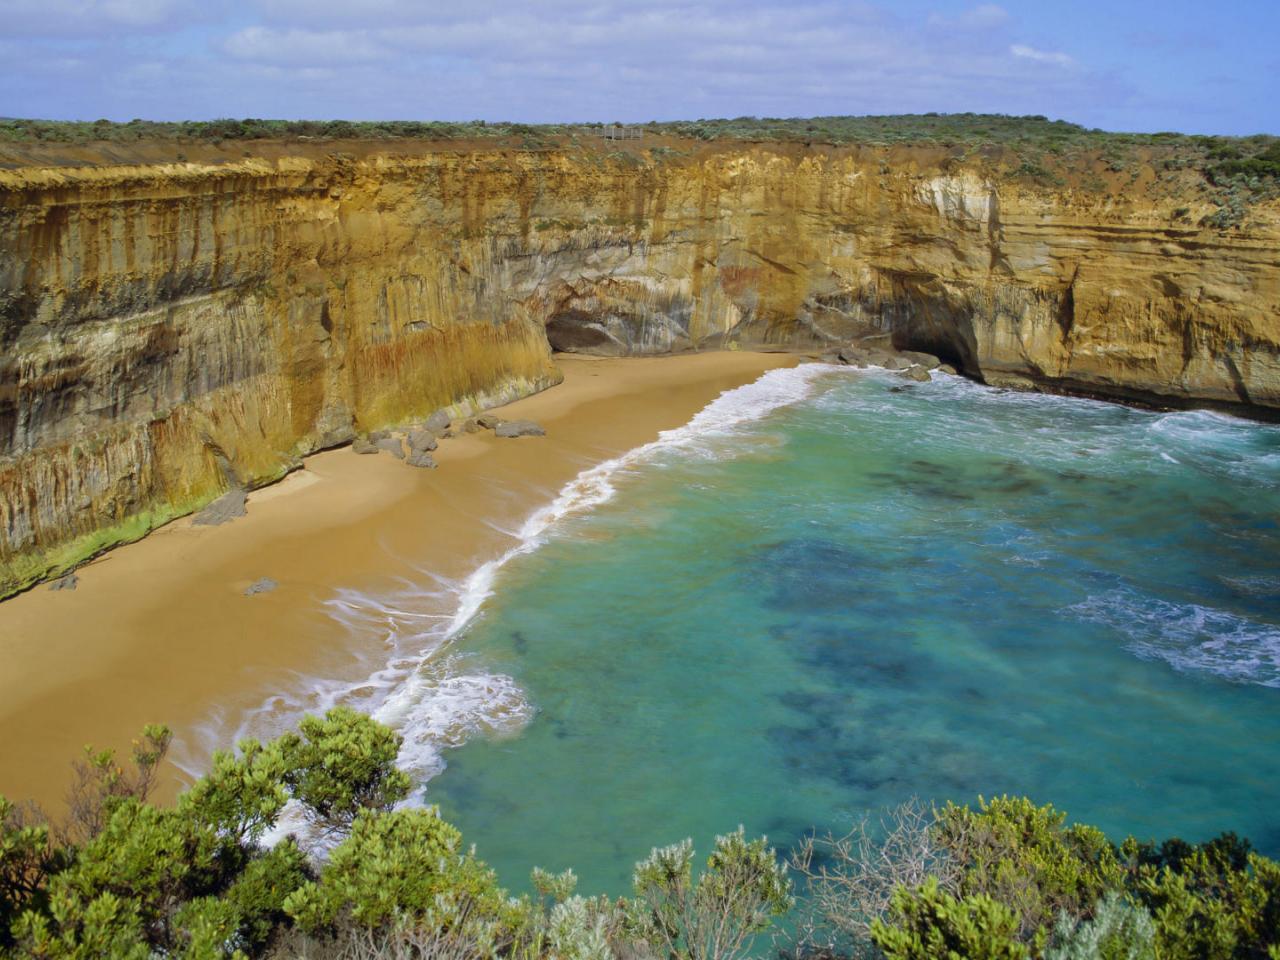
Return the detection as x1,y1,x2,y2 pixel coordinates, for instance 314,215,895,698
283,807,502,934
791,798,957,957
624,827,793,960
61,723,172,846
280,707,411,837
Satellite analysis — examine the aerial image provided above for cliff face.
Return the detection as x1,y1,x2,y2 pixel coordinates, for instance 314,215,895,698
1,141,1278,595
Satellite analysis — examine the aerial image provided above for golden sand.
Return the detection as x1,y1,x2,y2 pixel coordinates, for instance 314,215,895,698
0,352,795,810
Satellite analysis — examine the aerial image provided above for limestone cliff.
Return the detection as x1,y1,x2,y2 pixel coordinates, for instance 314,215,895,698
1,139,1277,596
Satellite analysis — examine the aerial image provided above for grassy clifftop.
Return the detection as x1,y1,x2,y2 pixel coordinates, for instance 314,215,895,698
4,113,1277,228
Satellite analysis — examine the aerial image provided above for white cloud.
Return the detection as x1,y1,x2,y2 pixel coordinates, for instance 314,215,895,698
223,26,387,64
0,0,209,34
1010,44,1074,67
928,4,1009,29
0,0,1118,125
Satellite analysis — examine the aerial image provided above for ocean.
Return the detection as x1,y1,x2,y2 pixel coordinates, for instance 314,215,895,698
254,364,1280,893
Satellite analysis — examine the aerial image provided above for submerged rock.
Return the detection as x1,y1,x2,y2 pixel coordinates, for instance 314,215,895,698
194,488,248,526
495,419,546,438
244,577,278,596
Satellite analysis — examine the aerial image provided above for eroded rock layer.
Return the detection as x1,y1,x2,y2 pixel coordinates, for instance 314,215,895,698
1,142,1277,594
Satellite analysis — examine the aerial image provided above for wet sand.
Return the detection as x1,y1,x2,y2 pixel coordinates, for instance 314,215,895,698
0,351,796,811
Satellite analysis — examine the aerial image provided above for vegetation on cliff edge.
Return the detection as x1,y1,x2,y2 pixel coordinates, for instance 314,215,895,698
1,709,1277,958
4,114,1276,229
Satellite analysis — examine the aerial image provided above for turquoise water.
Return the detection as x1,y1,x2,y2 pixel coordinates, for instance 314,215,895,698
411,368,1280,893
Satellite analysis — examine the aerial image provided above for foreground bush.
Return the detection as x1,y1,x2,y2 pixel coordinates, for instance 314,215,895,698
3,710,1277,959
0,712,791,959
796,795,1280,960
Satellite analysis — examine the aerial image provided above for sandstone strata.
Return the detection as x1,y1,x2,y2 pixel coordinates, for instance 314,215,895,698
1,140,1277,595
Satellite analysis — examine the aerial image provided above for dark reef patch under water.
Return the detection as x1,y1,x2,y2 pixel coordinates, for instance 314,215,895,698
418,368,1280,894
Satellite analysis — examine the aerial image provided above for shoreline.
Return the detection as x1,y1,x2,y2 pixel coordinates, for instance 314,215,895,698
0,351,797,811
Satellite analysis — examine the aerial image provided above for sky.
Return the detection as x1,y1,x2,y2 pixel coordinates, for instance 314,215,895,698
1,0,1276,135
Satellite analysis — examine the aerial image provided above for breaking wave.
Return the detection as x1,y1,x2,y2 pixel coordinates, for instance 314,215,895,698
190,363,838,794
1067,588,1280,688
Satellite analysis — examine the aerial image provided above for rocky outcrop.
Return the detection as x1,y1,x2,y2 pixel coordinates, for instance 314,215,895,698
1,140,1277,595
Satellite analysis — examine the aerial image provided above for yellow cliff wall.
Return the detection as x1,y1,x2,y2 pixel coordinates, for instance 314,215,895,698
1,141,1277,595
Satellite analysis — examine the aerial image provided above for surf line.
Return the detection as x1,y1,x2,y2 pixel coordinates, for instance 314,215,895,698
197,362,841,790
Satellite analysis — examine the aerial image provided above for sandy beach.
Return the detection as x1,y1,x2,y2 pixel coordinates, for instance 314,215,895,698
0,351,796,811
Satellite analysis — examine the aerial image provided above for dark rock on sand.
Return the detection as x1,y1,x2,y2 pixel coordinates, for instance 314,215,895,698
476,414,504,430
244,577,278,596
494,419,546,438
407,430,438,453
194,488,248,526
406,451,438,469
352,437,379,454
462,419,482,434
375,438,405,459
49,573,78,591
425,410,451,433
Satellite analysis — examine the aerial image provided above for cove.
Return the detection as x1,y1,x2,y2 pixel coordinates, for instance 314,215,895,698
411,366,1280,894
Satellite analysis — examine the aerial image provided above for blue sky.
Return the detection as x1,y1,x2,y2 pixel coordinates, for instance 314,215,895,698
1,0,1276,134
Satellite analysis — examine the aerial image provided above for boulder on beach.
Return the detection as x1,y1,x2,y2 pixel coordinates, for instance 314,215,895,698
901,365,932,382
495,419,546,438
476,414,504,430
407,429,438,453
366,429,391,442
352,437,379,455
938,363,958,375
406,451,438,469
194,487,248,526
244,577,278,596
900,350,942,370
49,573,78,591
882,355,911,371
462,419,482,434
424,410,451,433
375,437,405,459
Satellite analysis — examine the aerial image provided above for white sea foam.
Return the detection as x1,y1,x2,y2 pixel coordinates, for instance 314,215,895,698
191,362,838,817
1067,588,1280,687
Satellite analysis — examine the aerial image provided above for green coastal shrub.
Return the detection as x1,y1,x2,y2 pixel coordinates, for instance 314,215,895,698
869,876,1027,960
935,795,1125,944
3,710,1279,959
283,807,502,933
1044,892,1156,960
278,706,411,836
624,827,793,960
